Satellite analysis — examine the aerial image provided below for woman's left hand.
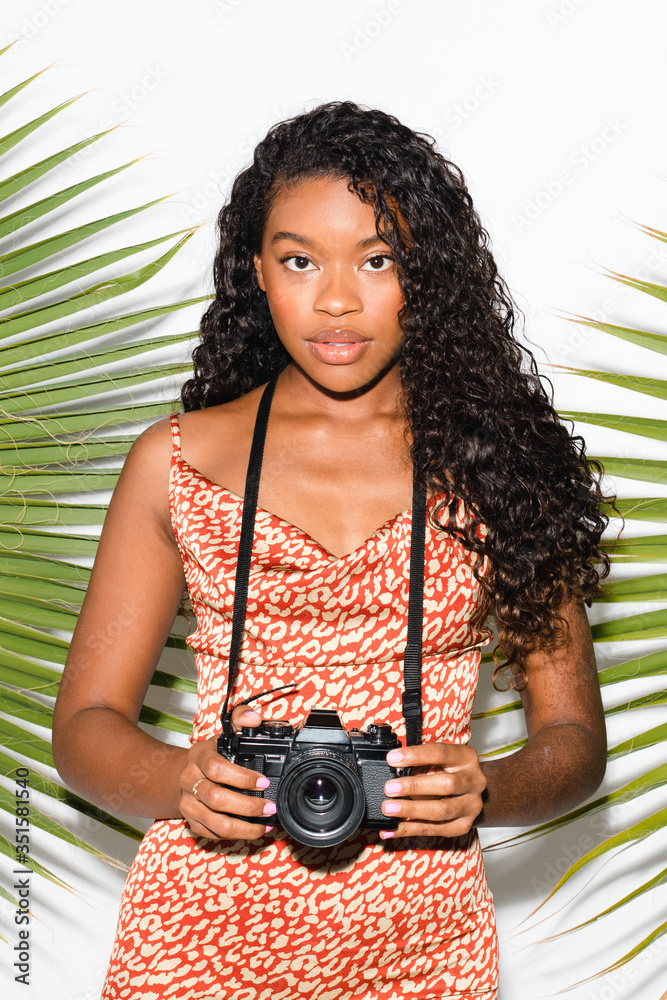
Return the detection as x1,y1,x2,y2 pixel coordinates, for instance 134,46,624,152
380,742,486,839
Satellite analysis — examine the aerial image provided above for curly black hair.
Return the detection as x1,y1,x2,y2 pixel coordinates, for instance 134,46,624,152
180,100,620,691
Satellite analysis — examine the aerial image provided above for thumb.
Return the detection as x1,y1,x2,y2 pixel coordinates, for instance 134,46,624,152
230,704,263,733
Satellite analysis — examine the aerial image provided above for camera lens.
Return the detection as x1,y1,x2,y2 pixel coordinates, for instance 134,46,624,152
277,750,365,847
303,775,338,811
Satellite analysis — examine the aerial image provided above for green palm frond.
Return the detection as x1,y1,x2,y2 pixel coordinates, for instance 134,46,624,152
557,411,667,443
0,50,208,901
477,227,667,984
602,533,667,560
485,762,667,852
526,804,667,920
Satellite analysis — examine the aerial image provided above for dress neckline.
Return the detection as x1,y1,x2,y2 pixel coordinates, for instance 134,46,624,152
176,453,441,563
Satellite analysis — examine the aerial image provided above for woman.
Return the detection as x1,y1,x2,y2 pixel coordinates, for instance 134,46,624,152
53,101,613,1000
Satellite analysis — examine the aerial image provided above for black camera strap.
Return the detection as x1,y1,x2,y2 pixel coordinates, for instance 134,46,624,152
220,372,426,747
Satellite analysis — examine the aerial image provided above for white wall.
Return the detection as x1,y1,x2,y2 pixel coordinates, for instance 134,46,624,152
1,1,667,998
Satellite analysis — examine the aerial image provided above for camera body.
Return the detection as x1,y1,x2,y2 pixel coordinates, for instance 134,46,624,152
217,707,406,847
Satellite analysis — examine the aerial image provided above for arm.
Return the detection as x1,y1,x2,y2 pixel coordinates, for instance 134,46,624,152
52,418,275,837
475,595,607,826
52,417,189,818
379,595,607,837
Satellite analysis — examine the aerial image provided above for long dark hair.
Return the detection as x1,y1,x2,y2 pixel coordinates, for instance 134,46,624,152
180,100,619,691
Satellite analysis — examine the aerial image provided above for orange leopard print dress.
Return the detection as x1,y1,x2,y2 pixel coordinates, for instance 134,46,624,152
101,411,499,1000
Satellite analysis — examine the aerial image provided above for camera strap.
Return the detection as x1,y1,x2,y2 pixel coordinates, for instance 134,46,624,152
220,371,426,747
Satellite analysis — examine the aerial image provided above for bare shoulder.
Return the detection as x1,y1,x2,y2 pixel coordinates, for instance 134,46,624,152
168,386,268,493
108,415,176,545
175,385,264,441
122,388,266,533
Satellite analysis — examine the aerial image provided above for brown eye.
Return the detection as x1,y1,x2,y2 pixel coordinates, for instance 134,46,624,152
284,255,315,272
362,255,393,271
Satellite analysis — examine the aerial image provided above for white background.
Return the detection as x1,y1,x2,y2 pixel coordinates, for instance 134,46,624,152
1,1,667,998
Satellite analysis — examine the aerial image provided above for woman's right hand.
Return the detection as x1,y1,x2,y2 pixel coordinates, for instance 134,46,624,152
178,705,276,841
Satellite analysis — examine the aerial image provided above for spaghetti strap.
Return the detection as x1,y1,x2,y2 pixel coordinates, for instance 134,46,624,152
169,412,182,461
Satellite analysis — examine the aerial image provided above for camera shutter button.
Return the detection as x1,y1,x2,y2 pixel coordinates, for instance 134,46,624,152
366,723,393,744
262,721,293,737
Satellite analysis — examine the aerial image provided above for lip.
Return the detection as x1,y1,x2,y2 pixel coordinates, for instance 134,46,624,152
310,328,368,344
307,328,371,365
309,339,370,365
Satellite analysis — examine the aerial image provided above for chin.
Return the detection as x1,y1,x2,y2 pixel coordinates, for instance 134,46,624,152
308,366,390,395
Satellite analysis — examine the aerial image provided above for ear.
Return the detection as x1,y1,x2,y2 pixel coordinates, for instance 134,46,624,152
253,254,266,292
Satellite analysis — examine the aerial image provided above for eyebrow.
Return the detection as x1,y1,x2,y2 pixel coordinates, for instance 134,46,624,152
271,231,388,250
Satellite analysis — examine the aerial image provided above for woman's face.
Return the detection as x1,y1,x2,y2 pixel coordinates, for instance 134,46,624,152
253,175,406,395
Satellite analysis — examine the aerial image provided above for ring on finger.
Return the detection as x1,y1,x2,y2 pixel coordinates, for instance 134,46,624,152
192,777,205,803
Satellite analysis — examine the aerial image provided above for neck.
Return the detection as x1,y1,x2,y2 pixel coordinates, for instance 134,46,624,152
276,360,407,424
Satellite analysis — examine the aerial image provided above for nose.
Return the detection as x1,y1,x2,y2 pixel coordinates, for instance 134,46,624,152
312,264,362,317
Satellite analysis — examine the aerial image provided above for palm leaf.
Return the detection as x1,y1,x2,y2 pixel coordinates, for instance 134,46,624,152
0,529,98,557
0,782,118,864
485,762,667,852
602,534,667,562
0,126,119,204
550,363,667,402
576,920,667,985
0,230,195,339
499,241,667,981
558,411,667,444
0,360,190,417
608,722,667,759
0,228,191,311
0,196,170,274
0,157,145,241
1,750,142,842
540,867,667,939
0,94,84,157
601,267,667,306
0,58,205,906
0,330,195,394
0,296,206,368
0,65,49,113
525,804,667,919
0,831,72,890
612,497,667,521
555,312,667,356
587,457,667,486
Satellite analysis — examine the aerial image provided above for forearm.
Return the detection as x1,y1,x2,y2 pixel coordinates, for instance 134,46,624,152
474,722,606,827
53,706,188,819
